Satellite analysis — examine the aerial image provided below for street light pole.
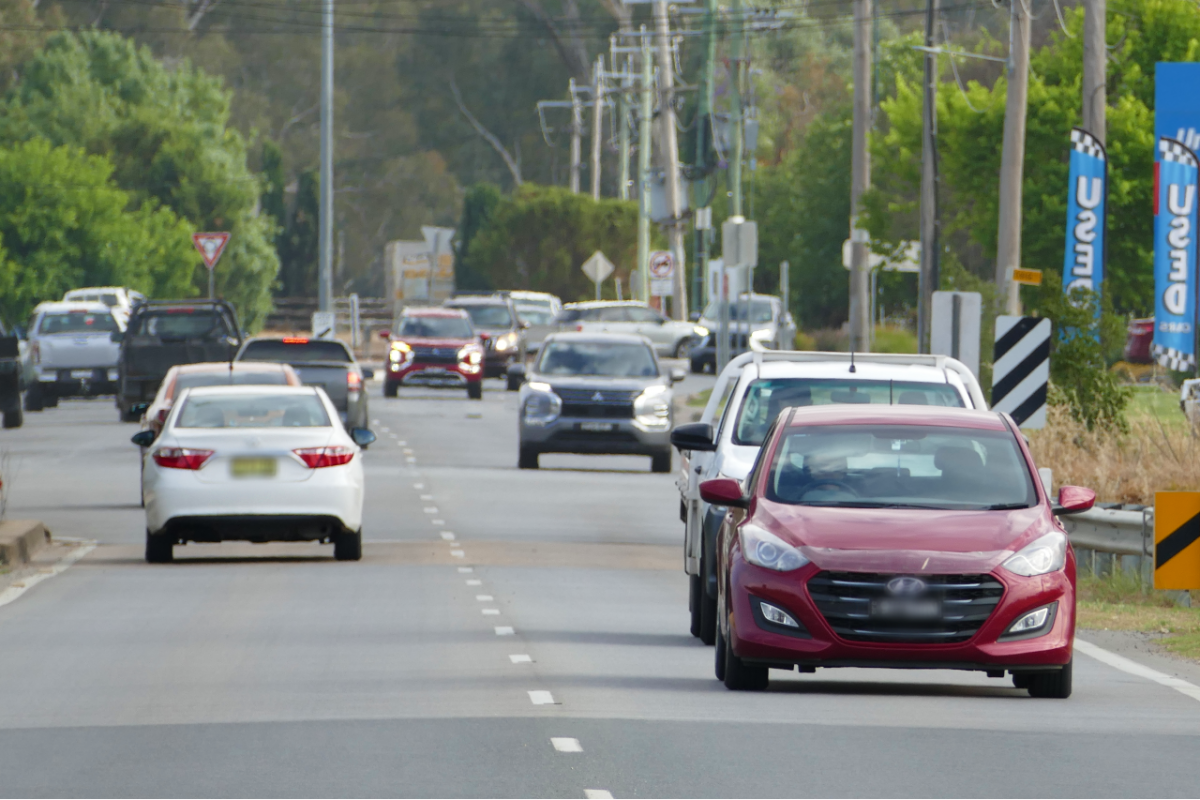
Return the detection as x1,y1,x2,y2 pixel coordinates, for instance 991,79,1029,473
318,0,334,313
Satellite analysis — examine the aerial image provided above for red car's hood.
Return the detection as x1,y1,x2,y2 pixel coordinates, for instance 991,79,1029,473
393,336,477,348
754,500,1055,574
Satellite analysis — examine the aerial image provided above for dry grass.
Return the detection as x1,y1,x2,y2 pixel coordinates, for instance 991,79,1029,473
1077,572,1200,660
1027,403,1200,505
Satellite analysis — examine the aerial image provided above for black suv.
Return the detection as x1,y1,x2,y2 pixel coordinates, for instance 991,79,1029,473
0,320,22,429
444,295,528,388
115,300,242,422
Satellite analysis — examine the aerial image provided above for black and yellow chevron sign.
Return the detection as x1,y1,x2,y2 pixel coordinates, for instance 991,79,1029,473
1155,492,1200,590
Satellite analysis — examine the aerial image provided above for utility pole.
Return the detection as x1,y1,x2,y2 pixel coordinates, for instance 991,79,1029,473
729,0,744,218
591,55,605,200
1082,0,1106,143
654,1,687,318
848,0,873,351
917,0,939,354
618,60,631,200
569,78,582,193
637,27,653,302
693,0,717,315
995,0,1032,314
317,0,334,312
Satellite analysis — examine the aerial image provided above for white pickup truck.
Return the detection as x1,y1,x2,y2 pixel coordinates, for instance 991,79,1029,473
670,350,988,644
23,301,124,411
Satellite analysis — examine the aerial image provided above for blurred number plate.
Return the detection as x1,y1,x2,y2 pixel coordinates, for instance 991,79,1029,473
579,422,615,432
870,598,940,620
231,457,277,478
71,370,93,379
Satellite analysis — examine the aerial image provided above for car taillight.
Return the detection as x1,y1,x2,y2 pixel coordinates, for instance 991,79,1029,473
293,446,355,468
152,448,214,470
347,371,362,391
31,342,39,365
575,325,584,332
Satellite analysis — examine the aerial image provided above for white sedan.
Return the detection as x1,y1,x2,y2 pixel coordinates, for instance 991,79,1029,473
133,385,375,563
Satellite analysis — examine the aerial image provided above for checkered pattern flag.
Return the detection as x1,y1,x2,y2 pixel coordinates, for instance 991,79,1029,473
1153,342,1197,372
1160,137,1199,168
1071,128,1106,161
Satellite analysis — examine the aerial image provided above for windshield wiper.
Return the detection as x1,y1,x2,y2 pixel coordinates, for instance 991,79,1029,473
797,500,945,509
979,502,1032,510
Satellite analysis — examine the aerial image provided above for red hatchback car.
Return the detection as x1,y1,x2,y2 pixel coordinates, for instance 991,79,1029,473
384,308,485,400
702,405,1094,698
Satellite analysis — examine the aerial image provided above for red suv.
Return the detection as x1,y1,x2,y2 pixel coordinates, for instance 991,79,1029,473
384,308,485,399
702,404,1094,698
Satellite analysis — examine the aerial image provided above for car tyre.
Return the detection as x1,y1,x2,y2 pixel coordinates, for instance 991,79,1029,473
674,338,694,360
44,392,58,408
467,382,483,400
1011,672,1033,690
714,621,727,681
145,532,173,564
723,628,769,691
1026,659,1072,699
689,574,703,637
506,373,521,392
384,381,398,398
650,448,672,474
699,584,717,645
24,386,43,412
518,446,539,470
2,407,22,429
334,530,363,561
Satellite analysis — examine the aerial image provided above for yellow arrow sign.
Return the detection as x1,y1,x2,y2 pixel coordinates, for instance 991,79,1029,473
1155,492,1200,590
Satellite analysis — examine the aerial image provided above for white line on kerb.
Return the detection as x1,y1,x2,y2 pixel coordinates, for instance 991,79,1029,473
1076,638,1200,704
457,567,473,573
529,691,558,705
482,608,500,615
466,579,482,586
551,737,581,751
476,595,494,601
495,626,514,635
0,542,96,609
509,654,532,663
584,791,613,799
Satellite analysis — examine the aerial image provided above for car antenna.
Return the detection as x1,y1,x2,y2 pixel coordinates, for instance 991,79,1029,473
849,350,857,374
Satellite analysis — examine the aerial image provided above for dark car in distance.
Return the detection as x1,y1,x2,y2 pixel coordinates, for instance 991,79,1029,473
444,295,528,387
236,337,371,430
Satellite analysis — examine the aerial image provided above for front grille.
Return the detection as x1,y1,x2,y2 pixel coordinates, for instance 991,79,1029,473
807,571,1004,644
411,346,459,365
556,387,638,419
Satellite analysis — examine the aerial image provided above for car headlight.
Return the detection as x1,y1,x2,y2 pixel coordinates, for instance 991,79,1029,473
495,332,518,352
389,341,411,363
633,384,671,429
523,384,561,426
457,345,483,365
1002,531,1068,577
739,525,809,572
693,325,709,337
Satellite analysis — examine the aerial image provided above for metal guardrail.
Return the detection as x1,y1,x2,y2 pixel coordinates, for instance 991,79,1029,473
1062,506,1151,558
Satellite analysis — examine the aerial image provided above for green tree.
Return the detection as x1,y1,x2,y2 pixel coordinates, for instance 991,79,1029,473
279,170,319,298
0,30,278,328
455,183,503,290
0,139,195,322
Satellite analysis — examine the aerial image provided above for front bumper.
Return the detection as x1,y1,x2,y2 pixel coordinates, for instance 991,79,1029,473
388,361,481,387
37,366,119,396
726,554,1075,672
520,415,671,455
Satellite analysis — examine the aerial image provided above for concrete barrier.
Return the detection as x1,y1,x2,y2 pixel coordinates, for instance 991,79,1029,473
0,520,49,567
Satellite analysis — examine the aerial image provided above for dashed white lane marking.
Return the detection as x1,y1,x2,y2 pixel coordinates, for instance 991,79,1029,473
458,567,473,573
529,691,558,705
0,542,97,609
380,426,390,432
423,507,439,514
406,457,416,463
413,483,424,489
466,579,482,586
420,494,434,501
482,608,500,615
371,419,381,426
509,654,533,663
403,448,414,455
397,440,407,445
584,791,613,799
551,737,581,751
451,550,465,558
440,532,456,541
495,626,514,635
476,595,494,601
432,519,445,525
1076,638,1200,704
388,433,397,438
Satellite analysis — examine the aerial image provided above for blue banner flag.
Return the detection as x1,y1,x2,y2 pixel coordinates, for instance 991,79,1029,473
1153,137,1200,371
1062,128,1107,296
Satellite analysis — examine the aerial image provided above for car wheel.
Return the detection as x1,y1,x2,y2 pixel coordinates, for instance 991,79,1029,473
506,373,521,392
714,620,727,681
699,584,717,646
467,382,483,400
384,381,398,398
334,530,363,561
24,386,43,412
518,446,539,470
689,574,703,638
723,628,769,691
674,338,694,360
1011,672,1033,690
1026,659,1072,699
145,532,173,564
650,448,672,474
3,407,22,429
44,392,58,408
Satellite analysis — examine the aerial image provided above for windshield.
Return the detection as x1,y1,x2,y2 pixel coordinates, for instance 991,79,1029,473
734,378,965,446
538,341,659,377
173,371,290,396
702,299,774,323
517,307,555,325
131,310,230,341
398,316,474,339
38,311,119,334
175,393,330,428
240,340,352,363
764,424,1036,510
454,305,512,329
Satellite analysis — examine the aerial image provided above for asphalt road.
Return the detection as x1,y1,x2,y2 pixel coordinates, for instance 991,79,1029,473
2,374,1200,797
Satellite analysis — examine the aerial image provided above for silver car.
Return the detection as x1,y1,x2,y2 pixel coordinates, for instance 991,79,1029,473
23,301,124,410
696,293,796,352
555,301,705,360
514,332,685,472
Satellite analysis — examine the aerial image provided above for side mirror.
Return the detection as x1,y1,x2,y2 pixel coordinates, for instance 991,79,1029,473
479,332,492,342
361,368,375,380
508,363,527,385
670,368,686,384
378,330,391,340
130,402,150,417
689,311,701,322
699,477,747,508
670,422,716,452
110,331,125,343
350,427,377,448
520,320,531,329
131,430,155,447
1053,485,1096,516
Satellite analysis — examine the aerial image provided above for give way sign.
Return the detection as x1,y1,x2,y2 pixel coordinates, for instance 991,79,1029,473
192,232,231,271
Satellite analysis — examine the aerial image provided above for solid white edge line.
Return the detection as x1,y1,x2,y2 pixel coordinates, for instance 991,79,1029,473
0,542,97,609
551,737,581,752
495,626,514,635
584,791,613,799
1075,638,1200,704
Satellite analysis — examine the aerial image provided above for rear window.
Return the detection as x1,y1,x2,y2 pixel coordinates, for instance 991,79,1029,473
451,304,512,328
130,310,231,340
175,392,330,428
38,311,119,334
173,371,290,396
239,339,352,363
